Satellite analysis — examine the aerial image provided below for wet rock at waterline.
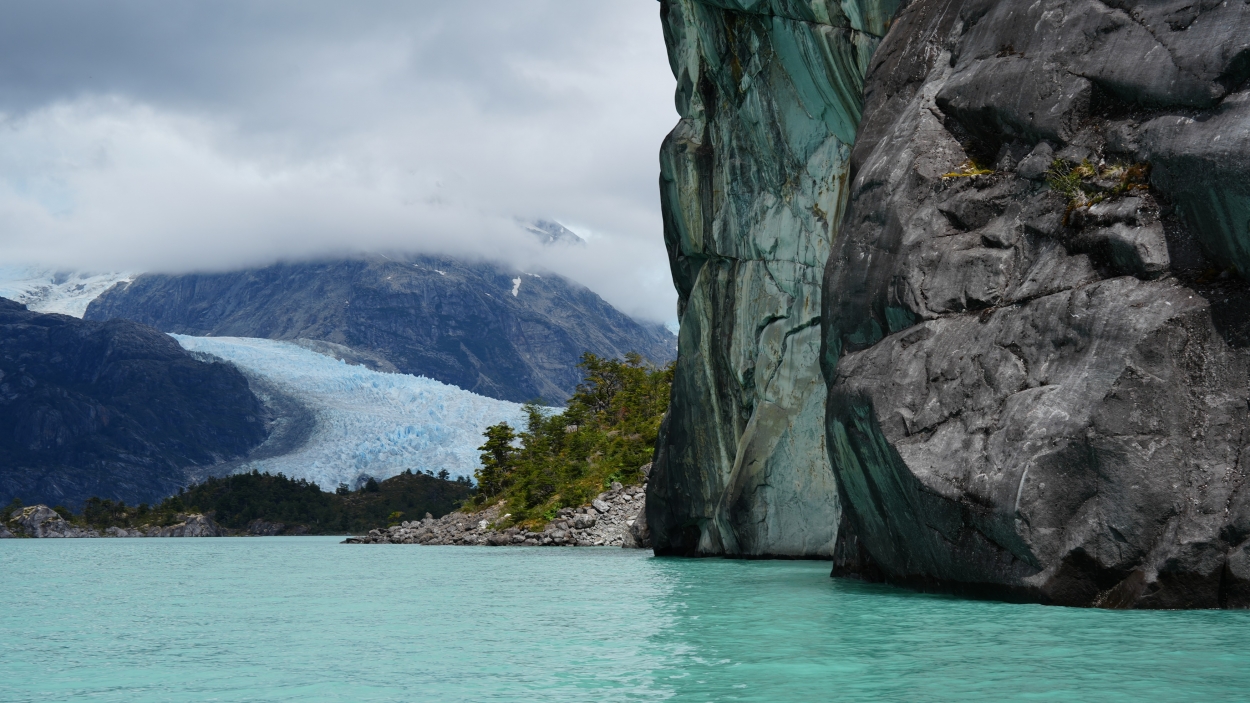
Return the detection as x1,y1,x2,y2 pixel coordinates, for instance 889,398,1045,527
821,0,1250,607
648,0,903,558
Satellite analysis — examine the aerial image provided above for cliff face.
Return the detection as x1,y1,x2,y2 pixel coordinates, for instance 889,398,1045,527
85,256,676,405
648,0,901,556
822,0,1250,607
0,299,267,508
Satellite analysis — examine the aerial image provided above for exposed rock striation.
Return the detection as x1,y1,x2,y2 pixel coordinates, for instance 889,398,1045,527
821,0,1250,607
0,299,268,508
85,255,676,405
348,482,649,548
648,0,903,557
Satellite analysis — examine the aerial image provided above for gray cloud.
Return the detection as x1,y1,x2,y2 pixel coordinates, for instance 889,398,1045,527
0,0,679,323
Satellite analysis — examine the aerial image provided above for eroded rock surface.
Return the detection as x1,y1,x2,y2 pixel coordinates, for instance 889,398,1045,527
649,0,902,557
822,0,1250,607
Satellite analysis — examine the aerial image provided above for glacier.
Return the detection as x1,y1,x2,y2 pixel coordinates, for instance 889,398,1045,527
173,335,528,490
0,266,133,317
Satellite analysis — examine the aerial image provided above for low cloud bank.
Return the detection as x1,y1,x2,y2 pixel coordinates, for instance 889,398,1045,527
0,1,678,323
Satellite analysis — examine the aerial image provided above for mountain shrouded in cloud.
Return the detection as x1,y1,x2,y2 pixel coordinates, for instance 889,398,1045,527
0,1,678,324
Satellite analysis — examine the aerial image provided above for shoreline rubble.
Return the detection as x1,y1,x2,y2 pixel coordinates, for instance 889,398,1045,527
345,481,650,548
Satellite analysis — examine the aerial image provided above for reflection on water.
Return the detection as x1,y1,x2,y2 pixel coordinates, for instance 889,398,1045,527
1,539,1247,702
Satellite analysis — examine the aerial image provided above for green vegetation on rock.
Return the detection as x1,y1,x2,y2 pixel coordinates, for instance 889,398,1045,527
1046,159,1150,213
471,352,671,528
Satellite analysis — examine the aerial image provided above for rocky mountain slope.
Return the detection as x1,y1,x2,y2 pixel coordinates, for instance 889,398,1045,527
0,299,268,508
648,0,902,557
821,0,1250,607
85,255,675,404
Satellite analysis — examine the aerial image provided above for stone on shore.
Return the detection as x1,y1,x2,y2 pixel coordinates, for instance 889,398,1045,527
8,505,98,538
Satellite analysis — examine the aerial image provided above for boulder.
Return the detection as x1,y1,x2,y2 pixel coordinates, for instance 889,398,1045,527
246,519,286,536
9,505,97,538
623,501,652,550
822,0,1250,607
152,514,226,537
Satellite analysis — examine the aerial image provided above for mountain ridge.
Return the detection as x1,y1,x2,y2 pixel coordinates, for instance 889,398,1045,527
85,254,676,404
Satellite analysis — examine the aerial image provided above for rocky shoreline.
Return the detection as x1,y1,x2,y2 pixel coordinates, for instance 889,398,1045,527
1,481,653,546
1,505,228,538
345,481,650,548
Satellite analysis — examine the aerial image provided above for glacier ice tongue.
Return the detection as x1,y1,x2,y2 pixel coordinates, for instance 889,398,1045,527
173,335,527,490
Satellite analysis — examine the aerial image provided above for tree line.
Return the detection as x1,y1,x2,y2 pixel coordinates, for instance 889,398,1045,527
3,469,473,534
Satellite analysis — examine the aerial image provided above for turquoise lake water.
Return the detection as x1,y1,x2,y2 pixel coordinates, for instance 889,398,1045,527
2,538,1248,702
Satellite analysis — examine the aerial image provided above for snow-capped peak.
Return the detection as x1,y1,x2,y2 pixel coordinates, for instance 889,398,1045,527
0,266,133,318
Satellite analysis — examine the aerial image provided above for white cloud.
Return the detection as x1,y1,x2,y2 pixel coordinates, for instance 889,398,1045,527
0,1,678,323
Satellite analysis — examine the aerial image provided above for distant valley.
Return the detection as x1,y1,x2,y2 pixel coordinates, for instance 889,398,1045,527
0,251,673,509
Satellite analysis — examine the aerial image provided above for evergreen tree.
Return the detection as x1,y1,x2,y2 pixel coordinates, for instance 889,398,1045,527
476,422,517,499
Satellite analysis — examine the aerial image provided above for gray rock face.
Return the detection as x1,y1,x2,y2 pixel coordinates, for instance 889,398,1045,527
822,0,1250,607
85,255,676,405
648,0,903,557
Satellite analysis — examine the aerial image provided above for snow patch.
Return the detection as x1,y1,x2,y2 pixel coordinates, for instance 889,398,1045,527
172,335,526,489
0,266,133,317
511,277,521,297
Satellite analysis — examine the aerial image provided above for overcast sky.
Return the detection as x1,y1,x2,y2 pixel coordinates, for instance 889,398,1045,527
0,1,679,323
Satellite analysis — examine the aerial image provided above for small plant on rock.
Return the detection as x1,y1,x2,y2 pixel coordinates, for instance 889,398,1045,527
1046,158,1150,213
941,159,995,179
